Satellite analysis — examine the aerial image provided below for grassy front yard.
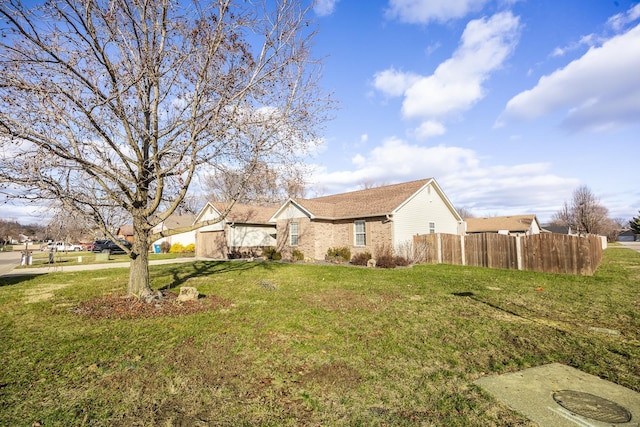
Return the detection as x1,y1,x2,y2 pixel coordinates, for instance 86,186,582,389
0,248,638,426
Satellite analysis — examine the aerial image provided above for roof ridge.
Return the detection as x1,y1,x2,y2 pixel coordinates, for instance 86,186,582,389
305,178,432,202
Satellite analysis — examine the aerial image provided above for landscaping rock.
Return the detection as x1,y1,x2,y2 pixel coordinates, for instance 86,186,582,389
367,259,377,268
177,286,199,302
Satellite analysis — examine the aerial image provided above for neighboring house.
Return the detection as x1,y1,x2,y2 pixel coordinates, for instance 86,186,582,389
465,214,542,236
541,225,576,235
617,229,637,242
194,202,278,259
269,178,464,261
151,214,196,250
116,225,134,243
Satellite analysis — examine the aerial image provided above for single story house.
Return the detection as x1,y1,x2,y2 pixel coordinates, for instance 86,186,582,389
617,229,637,242
116,225,134,243
464,214,542,236
269,178,464,261
194,202,277,259
151,214,196,251
541,225,576,235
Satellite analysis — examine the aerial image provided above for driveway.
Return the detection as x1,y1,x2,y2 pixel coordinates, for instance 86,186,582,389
0,250,23,276
619,241,640,253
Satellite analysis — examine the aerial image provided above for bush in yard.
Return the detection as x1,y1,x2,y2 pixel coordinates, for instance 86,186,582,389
291,249,304,262
159,241,171,254
169,243,185,253
263,247,282,261
375,244,409,268
183,243,195,253
351,251,372,266
326,246,351,263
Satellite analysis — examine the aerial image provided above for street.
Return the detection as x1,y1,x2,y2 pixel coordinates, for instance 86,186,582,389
0,250,23,276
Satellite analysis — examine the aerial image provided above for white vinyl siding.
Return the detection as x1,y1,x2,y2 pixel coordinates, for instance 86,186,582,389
228,225,276,247
354,220,366,246
393,182,461,247
290,222,299,246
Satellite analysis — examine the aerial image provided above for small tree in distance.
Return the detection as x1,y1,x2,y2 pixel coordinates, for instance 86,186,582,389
0,0,330,300
551,185,618,240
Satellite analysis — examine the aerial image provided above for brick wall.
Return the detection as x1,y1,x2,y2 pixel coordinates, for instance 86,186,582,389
277,216,393,261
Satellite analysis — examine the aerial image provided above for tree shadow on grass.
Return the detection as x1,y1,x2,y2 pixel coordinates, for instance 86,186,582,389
154,260,278,291
0,274,43,288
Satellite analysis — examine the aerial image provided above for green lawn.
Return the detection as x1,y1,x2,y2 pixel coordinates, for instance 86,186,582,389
0,248,638,426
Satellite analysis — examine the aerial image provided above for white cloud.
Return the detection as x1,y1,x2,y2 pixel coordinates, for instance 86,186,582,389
413,120,446,139
372,68,421,97
309,137,577,220
373,12,520,138
314,0,339,17
607,3,640,32
386,0,489,24
499,23,640,132
360,134,369,143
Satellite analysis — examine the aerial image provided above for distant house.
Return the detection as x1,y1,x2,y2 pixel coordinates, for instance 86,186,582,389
465,214,542,236
151,214,196,250
542,225,576,235
270,178,463,261
116,225,134,243
194,202,277,259
617,229,637,242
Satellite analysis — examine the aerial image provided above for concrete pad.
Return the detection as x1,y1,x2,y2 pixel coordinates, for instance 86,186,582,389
475,363,640,427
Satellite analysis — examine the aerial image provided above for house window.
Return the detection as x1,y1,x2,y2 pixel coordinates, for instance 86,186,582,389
429,221,436,234
355,220,366,246
290,222,299,246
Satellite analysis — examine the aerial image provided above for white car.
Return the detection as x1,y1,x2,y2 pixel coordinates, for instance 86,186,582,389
41,242,83,252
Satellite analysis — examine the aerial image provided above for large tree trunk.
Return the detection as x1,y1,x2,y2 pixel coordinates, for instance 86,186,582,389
127,221,156,300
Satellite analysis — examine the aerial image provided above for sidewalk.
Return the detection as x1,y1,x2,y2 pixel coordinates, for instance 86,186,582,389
1,257,197,278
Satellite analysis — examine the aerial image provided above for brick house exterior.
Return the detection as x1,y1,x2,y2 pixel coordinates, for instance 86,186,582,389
270,178,463,261
194,202,277,259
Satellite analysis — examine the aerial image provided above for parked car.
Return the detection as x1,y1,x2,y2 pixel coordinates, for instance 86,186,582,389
40,241,83,252
91,239,131,254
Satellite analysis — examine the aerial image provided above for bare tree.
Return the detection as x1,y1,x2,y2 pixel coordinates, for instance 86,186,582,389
204,160,306,206
551,185,611,236
46,206,95,244
455,207,475,219
0,0,328,299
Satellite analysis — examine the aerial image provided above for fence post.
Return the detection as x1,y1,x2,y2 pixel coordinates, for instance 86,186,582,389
437,233,442,264
460,234,466,266
515,235,522,271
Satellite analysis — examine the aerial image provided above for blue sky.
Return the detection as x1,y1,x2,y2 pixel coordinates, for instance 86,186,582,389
2,0,639,225
306,0,640,222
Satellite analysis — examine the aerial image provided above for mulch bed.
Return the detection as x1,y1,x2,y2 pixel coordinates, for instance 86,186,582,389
73,290,232,320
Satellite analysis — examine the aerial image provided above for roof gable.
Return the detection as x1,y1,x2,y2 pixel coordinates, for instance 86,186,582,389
210,202,278,225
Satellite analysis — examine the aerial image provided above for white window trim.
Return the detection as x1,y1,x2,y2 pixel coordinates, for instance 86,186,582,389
290,222,299,246
429,221,436,234
354,220,366,246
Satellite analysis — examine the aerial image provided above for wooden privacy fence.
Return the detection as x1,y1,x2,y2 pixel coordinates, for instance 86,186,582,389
413,233,603,275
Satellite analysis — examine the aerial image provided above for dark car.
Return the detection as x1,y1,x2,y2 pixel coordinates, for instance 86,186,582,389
91,239,131,254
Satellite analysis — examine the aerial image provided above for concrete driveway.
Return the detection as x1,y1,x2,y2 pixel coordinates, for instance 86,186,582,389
618,241,640,253
0,250,23,276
